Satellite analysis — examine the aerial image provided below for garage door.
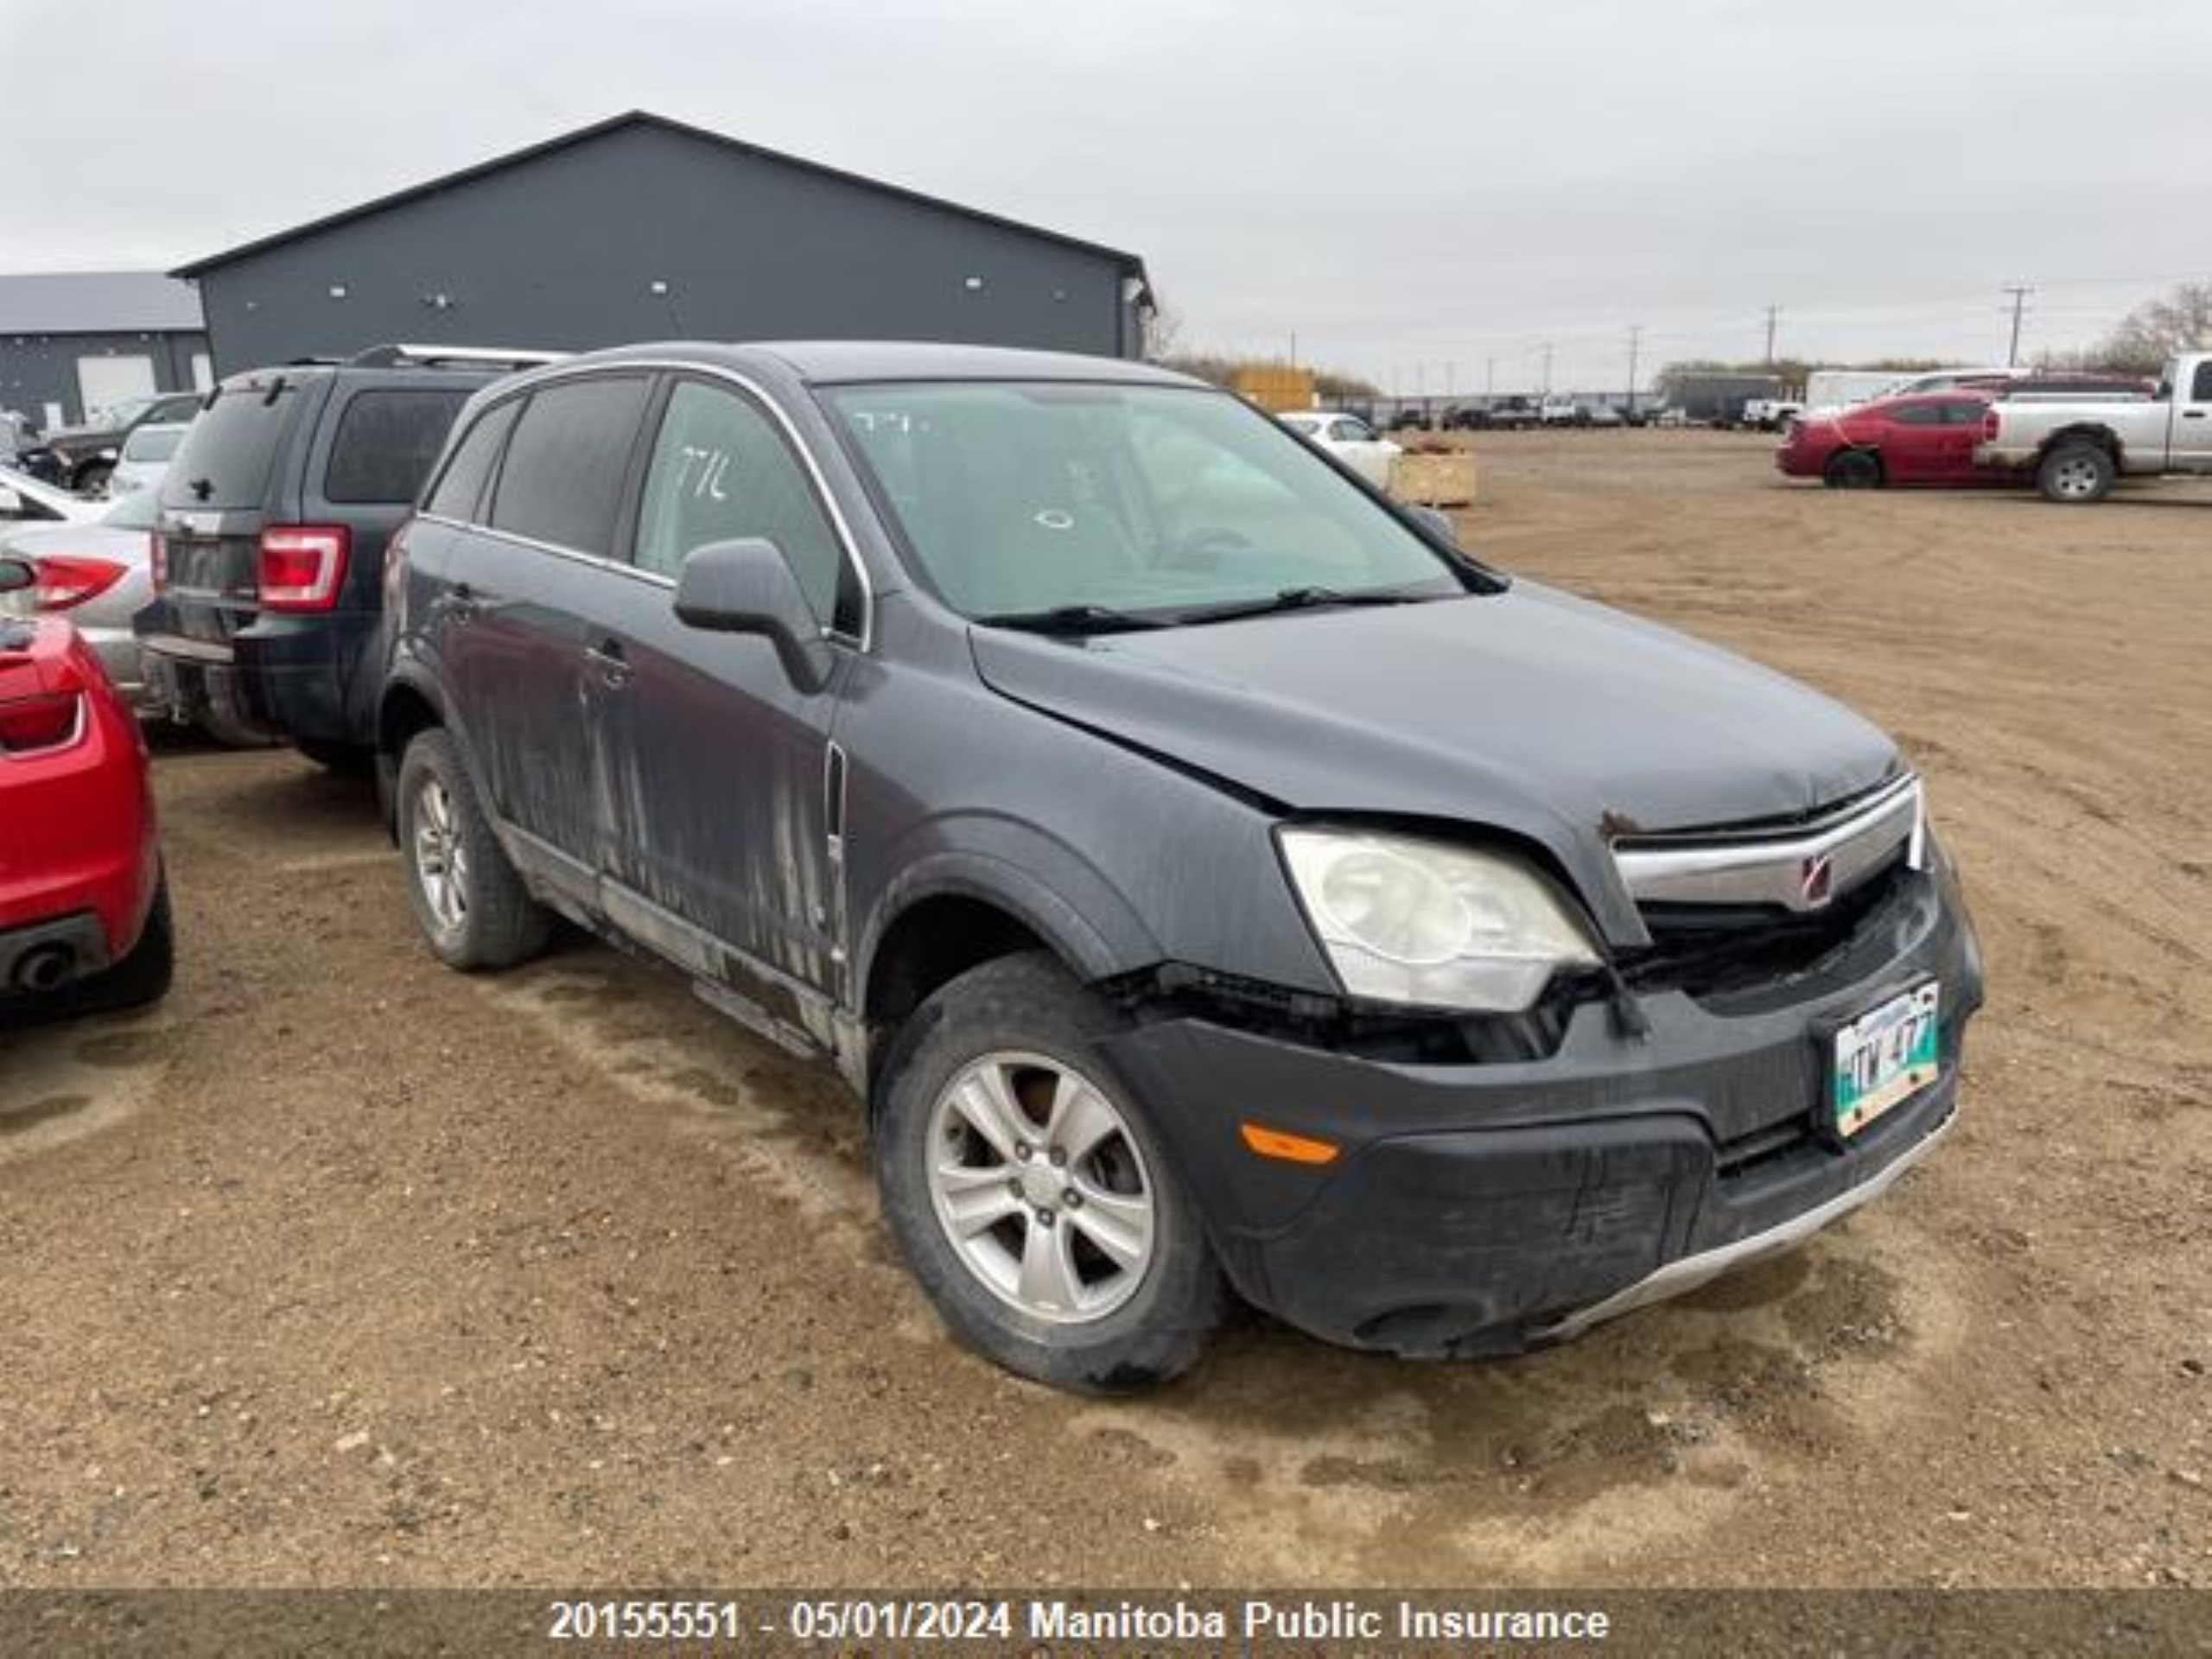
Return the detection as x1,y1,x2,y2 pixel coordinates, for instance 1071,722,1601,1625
75,354,156,423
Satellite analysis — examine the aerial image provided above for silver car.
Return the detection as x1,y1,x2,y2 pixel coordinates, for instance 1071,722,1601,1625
0,486,160,698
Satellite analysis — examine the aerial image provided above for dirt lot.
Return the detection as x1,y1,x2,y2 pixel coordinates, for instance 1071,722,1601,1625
3,432,2206,1589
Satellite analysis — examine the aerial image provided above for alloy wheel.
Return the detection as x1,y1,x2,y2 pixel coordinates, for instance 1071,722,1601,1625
925,1052,1156,1324
411,775,471,932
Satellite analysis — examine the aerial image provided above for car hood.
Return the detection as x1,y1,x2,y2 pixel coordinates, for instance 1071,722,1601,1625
968,582,1904,941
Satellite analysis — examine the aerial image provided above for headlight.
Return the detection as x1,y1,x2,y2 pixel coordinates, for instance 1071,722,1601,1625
1278,826,1601,1012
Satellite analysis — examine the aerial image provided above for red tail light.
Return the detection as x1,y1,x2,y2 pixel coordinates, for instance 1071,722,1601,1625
1981,410,2000,442
0,691,82,753
150,531,168,594
258,524,352,612
34,556,127,613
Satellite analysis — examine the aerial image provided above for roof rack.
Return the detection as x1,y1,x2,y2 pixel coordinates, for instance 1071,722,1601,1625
344,343,569,372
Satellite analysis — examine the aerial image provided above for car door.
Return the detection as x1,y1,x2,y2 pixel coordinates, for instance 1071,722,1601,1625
1877,402,1947,482
435,374,654,880
589,374,863,1001
1929,398,1986,483
2173,359,2212,469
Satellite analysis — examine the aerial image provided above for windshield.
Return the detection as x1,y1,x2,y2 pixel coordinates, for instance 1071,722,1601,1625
822,381,1469,621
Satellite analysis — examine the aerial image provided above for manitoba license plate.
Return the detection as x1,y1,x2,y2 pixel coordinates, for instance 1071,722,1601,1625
1831,982,1941,1138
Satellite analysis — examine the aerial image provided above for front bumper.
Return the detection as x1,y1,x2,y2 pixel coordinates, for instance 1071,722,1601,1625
1099,866,1983,1355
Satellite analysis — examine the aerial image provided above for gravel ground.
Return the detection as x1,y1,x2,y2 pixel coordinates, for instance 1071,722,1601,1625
1,431,2205,1589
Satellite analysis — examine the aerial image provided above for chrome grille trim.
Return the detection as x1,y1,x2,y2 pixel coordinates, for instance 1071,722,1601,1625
1612,774,1924,915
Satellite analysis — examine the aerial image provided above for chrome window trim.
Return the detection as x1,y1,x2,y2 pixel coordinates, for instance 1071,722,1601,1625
417,358,875,651
1612,773,1924,914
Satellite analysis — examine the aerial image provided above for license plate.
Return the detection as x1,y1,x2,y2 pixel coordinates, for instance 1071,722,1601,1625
1831,982,1941,1138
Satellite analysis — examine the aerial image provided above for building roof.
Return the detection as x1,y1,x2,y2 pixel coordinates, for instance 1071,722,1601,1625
174,111,1150,292
0,270,206,335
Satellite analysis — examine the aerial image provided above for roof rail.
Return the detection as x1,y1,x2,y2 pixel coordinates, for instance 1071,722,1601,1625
345,343,569,372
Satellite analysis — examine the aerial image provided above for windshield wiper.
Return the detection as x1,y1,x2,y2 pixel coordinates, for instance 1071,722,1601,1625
976,603,1171,636
1175,586,1430,626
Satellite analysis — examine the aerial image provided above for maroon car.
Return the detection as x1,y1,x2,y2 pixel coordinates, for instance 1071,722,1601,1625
1778,392,1999,489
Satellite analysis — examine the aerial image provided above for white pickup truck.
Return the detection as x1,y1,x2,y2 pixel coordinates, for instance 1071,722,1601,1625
1975,351,2212,502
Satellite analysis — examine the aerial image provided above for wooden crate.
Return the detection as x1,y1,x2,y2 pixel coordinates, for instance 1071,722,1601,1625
1387,449,1479,507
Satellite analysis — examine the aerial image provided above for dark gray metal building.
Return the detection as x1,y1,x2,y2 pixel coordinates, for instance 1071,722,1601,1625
175,112,1152,373
0,271,212,430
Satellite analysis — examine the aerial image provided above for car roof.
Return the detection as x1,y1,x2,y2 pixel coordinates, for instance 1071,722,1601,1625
504,339,1206,391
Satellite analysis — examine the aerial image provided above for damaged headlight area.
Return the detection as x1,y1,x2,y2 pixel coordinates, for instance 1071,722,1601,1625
1278,826,1601,1013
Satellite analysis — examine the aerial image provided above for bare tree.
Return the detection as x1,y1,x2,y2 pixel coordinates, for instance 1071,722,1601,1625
2094,282,2212,376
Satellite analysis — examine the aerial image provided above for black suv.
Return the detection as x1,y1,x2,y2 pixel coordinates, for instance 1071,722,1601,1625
383,341,1981,1394
135,346,556,760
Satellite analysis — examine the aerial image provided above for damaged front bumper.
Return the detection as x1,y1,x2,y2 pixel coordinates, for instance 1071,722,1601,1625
1096,862,1984,1357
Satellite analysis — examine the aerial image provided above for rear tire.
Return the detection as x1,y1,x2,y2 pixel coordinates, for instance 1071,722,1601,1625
397,728,550,970
1823,448,1884,489
2037,438,2115,504
295,739,372,773
193,705,280,749
873,952,1223,1393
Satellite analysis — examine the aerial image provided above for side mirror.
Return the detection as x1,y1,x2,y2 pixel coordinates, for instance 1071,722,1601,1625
673,537,830,690
1408,505,1458,547
0,554,35,596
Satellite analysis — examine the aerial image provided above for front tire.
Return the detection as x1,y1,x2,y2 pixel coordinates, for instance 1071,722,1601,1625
1823,448,1884,489
874,953,1223,1393
2037,438,2115,504
397,728,550,970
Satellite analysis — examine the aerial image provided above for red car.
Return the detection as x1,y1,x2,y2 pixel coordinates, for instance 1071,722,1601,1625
1777,391,2001,489
0,555,171,1020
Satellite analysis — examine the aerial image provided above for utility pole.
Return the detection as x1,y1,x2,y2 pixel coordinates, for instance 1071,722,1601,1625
1288,330,1298,367
2002,283,2033,366
1626,324,1643,413
1540,343,1554,395
1484,356,1497,398
1763,304,1780,365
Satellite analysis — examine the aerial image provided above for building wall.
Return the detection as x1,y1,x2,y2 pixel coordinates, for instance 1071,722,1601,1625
192,124,1138,373
0,330,211,429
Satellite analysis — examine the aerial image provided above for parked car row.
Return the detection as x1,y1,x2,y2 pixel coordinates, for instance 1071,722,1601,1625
1774,351,2209,501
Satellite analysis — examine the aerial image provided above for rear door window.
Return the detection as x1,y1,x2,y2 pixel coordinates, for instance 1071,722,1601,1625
489,376,652,556
2192,361,2212,403
323,389,469,505
423,398,522,520
159,381,303,509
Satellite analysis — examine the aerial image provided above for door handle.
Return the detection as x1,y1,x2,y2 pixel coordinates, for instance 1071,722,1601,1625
583,639,632,690
2183,410,2206,419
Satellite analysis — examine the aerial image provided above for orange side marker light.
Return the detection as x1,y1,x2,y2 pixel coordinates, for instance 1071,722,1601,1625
1239,1122,1341,1166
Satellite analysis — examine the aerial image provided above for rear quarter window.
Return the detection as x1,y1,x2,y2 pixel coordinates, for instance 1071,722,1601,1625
323,389,469,505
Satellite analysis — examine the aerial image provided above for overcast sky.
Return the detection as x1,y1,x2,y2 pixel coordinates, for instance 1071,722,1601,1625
4,0,2206,392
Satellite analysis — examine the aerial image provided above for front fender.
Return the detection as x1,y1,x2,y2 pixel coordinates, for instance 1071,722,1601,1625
854,818,1163,995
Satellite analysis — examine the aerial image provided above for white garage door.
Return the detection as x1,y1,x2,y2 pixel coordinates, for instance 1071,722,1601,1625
75,354,156,423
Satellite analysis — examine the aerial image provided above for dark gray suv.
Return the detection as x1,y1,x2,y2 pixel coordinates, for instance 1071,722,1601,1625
381,341,1983,1393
